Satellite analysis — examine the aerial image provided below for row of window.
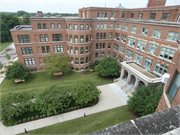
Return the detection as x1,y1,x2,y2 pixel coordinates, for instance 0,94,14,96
67,34,91,43
67,46,91,54
95,42,111,49
97,12,114,18
69,56,91,64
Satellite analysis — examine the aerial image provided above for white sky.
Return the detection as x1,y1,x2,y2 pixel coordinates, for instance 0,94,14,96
0,0,180,13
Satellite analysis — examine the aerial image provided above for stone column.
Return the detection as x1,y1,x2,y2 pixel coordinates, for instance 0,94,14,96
134,78,139,91
120,67,125,80
126,72,131,84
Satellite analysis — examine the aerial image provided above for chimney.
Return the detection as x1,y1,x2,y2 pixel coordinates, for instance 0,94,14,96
37,11,43,17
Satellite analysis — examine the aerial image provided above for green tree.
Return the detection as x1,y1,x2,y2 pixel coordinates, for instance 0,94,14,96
22,14,30,25
5,61,30,80
44,54,70,75
95,57,121,77
72,80,101,106
17,10,29,16
1,92,34,120
128,83,163,116
5,53,11,60
35,85,71,115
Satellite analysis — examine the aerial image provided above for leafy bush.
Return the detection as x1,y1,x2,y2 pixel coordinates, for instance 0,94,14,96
65,109,67,112
49,112,53,116
31,116,34,120
61,109,64,113
71,107,73,110
90,64,96,70
3,119,18,126
8,61,13,63
43,114,46,117
5,53,11,60
19,119,22,123
0,71,5,74
81,105,83,108
128,83,163,116
95,60,100,65
68,108,70,111
36,115,39,118
27,117,31,121
23,118,26,122
77,106,80,109
95,57,121,77
40,115,43,118
58,110,60,113
89,69,94,72
74,106,77,109
0,61,3,69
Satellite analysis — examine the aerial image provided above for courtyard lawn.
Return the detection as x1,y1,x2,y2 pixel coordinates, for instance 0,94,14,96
1,71,113,97
0,42,13,52
21,105,138,134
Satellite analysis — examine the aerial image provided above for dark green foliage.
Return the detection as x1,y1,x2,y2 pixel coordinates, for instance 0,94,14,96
65,109,67,112
90,64,96,70
49,112,53,116
0,71,5,74
68,108,70,111
74,106,77,109
40,115,43,118
31,117,34,120
18,119,22,123
71,107,73,110
27,117,30,121
0,61,3,69
5,53,11,60
23,118,26,122
58,110,60,113
84,69,90,73
35,115,39,118
3,119,18,126
73,80,101,106
61,110,64,113
95,60,100,65
95,57,121,77
77,106,80,109
128,83,163,116
81,105,83,108
43,114,46,117
5,61,30,80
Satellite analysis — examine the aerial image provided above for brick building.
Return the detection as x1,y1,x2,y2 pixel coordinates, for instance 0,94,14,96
10,0,180,100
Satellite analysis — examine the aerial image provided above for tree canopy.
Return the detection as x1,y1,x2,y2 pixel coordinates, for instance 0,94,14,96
95,57,121,77
5,61,30,80
72,80,101,106
128,83,163,116
44,54,70,75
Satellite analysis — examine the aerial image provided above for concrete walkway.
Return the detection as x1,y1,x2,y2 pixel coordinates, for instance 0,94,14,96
0,80,129,135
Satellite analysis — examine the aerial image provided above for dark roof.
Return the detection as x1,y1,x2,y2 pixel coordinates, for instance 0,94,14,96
90,105,180,134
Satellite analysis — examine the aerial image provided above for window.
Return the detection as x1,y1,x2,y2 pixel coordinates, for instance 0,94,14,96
103,43,105,49
105,13,108,18
90,34,91,41
86,24,89,30
162,13,170,21
148,43,158,55
69,24,72,30
126,49,133,59
54,45,63,52
97,23,100,29
136,40,146,51
52,34,62,41
110,23,113,28
131,26,137,33
100,33,103,39
113,43,118,51
96,33,99,39
74,35,78,43
40,34,44,42
128,37,136,47
69,35,72,42
154,63,168,76
67,34,68,41
99,52,101,58
43,23,46,29
70,47,73,54
99,43,102,49
75,68,79,71
101,13,104,18
104,24,107,29
116,24,121,29
119,46,125,54
46,46,50,53
96,43,98,49
74,24,78,30
89,45,91,52
144,58,153,71
81,58,84,64
150,13,156,20
121,35,127,44
44,34,48,42
123,25,128,31
80,24,84,30
75,58,79,64
21,47,33,55
113,52,117,59
18,35,31,43
159,46,176,61
101,23,103,29
118,55,123,62
152,29,162,38
75,47,78,54
86,11,88,18
141,28,148,36
86,35,88,42
86,46,88,53
41,46,45,53
103,33,106,39
37,23,41,29
134,53,143,64
168,72,180,101
109,32,112,39
51,23,55,29
80,47,84,54
108,42,111,48
97,12,100,18
122,13,125,18
58,23,61,29
130,13,134,19
115,33,120,40
107,51,110,57
111,13,114,18
71,57,73,64
80,35,84,43
177,13,180,22
86,57,88,63
138,13,143,19
167,31,179,42
24,58,35,66
95,52,98,58
102,52,104,57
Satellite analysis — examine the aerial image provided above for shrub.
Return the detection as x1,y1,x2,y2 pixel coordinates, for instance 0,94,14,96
27,117,31,121
8,61,13,63
77,105,80,109
36,115,39,118
65,109,67,112
5,53,11,60
68,108,70,111
4,66,7,68
58,110,60,113
31,117,34,120
23,118,26,122
49,112,53,116
95,60,100,65
40,115,43,118
89,69,94,72
128,83,163,116
43,114,46,117
90,64,96,70
61,109,64,113
19,119,22,123
0,71,5,74
0,61,3,69
81,105,83,108
74,106,77,109
71,107,73,110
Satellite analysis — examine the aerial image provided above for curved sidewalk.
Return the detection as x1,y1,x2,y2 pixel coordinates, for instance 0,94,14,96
0,80,128,135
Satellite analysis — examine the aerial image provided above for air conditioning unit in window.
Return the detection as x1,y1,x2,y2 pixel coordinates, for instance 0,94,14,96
90,27,92,30
115,38,116,40
161,73,170,84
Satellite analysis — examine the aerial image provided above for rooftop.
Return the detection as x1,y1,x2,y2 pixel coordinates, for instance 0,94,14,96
115,4,126,9
11,25,32,31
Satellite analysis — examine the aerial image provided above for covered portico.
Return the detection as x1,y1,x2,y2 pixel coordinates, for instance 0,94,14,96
120,61,162,91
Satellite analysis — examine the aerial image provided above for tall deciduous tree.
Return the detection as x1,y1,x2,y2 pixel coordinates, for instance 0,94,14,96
5,61,30,80
44,54,70,75
35,85,71,115
128,83,163,116
95,57,121,77
72,80,101,106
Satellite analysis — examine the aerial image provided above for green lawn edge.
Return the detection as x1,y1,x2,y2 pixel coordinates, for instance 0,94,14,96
0,42,13,52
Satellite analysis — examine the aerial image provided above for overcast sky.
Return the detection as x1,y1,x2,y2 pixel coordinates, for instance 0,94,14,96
1,0,180,13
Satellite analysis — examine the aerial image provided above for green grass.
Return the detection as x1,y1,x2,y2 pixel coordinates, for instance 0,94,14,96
1,71,113,97
20,105,138,134
0,42,13,52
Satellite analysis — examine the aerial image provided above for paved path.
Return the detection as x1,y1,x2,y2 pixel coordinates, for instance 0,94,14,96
0,80,128,135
